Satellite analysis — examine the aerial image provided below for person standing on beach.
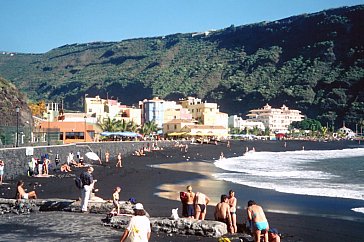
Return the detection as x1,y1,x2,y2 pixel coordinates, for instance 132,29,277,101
185,185,195,218
214,194,233,233
105,151,110,163
194,191,210,220
228,190,238,233
0,159,4,185
54,153,60,168
37,156,44,175
80,166,97,213
247,200,269,242
120,203,151,242
116,153,123,167
112,186,121,214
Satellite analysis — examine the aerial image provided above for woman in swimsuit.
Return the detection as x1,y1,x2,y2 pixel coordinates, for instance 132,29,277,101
228,190,237,233
194,192,210,220
247,200,269,242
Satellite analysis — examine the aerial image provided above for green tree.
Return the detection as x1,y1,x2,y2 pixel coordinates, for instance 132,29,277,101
97,117,120,132
139,121,158,136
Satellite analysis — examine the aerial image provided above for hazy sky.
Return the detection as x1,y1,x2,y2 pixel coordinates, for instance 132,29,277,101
1,0,363,53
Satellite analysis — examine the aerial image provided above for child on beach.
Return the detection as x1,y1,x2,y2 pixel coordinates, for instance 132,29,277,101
228,190,237,233
112,186,121,214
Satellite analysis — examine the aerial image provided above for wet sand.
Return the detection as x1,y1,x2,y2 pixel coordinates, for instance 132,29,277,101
1,139,364,241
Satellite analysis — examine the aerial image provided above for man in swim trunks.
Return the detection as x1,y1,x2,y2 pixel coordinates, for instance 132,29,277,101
214,194,233,233
194,191,210,220
185,185,195,218
247,200,269,242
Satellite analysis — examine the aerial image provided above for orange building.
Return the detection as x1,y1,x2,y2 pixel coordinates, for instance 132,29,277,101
39,120,95,144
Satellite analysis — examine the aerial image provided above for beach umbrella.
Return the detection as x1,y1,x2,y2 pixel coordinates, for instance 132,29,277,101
85,152,100,161
100,131,113,136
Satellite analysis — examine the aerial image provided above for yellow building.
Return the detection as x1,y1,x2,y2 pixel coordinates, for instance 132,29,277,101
163,119,195,135
180,97,228,128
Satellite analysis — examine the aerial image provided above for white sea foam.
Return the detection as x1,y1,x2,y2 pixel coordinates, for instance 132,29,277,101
214,148,364,200
351,207,364,214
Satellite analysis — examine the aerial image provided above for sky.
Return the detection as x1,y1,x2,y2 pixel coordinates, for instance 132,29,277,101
1,0,363,53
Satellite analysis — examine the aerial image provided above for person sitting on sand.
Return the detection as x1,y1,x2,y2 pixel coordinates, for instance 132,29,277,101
15,180,37,199
60,163,72,172
247,200,269,242
194,191,210,220
214,194,233,233
268,228,281,242
111,186,122,214
120,203,151,242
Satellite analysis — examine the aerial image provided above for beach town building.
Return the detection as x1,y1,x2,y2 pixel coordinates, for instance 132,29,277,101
180,124,228,139
246,104,304,133
85,95,141,125
162,119,195,135
139,97,181,128
179,97,228,128
37,103,96,144
228,115,265,131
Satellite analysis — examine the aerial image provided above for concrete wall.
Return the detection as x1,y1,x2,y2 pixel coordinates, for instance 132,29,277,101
0,140,181,180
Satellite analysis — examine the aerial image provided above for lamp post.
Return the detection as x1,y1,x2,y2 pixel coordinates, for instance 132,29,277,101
15,106,20,147
47,112,50,146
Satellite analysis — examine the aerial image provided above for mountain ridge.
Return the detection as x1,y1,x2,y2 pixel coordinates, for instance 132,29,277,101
0,4,363,129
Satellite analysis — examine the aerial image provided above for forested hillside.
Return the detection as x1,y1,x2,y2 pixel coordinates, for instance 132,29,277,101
0,5,363,128
0,77,32,127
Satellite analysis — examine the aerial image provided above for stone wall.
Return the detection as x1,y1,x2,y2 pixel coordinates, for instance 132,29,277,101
0,140,183,180
0,197,231,239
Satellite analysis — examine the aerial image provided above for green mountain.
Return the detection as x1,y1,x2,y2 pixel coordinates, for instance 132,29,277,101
0,76,33,126
0,5,363,129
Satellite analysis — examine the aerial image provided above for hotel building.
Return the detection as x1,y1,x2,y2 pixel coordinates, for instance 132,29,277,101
246,104,304,133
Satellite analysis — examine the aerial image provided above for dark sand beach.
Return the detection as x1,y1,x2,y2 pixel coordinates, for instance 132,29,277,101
1,139,364,241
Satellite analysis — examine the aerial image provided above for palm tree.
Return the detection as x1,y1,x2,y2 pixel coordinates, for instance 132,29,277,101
127,120,139,133
139,121,158,136
119,120,129,132
97,117,120,132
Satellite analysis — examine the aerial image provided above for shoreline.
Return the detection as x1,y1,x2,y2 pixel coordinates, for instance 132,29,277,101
1,139,364,241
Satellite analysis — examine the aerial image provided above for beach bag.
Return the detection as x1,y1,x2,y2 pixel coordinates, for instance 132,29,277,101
75,177,83,189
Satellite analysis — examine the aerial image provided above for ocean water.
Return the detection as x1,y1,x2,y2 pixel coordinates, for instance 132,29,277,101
214,148,364,214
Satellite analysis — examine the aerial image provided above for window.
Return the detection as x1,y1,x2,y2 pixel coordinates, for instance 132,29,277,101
65,132,84,140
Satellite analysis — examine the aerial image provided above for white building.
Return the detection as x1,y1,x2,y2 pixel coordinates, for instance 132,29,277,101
228,115,265,131
247,104,304,133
